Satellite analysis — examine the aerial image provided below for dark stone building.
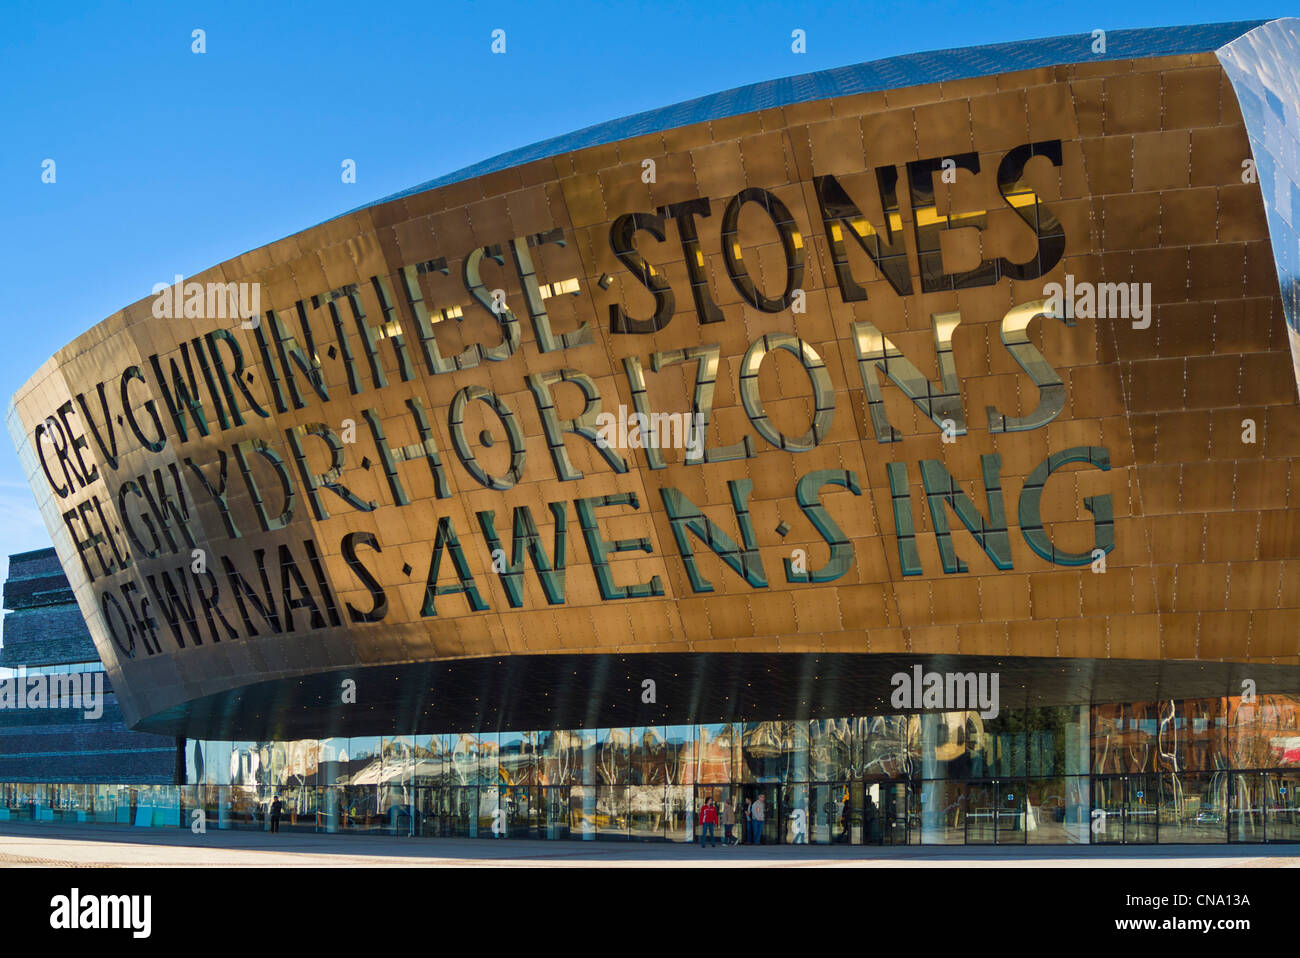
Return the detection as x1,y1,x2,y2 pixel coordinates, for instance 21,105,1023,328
0,548,177,785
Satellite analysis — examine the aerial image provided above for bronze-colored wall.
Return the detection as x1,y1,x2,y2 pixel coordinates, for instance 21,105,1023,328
10,50,1299,731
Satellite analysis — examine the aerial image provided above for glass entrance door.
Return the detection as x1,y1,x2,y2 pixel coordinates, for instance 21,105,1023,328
862,782,888,844
880,781,913,845
1091,776,1124,844
1228,773,1265,843
966,782,996,843
744,787,776,844
813,784,846,845
1093,774,1159,843
501,785,536,838
1266,771,1300,842
1126,774,1158,843
997,783,1027,844
544,786,569,840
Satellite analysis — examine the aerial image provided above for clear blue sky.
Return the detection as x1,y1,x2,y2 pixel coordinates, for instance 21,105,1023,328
0,0,1289,587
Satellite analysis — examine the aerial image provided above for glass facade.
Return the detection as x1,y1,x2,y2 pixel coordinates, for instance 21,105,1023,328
4,693,1296,843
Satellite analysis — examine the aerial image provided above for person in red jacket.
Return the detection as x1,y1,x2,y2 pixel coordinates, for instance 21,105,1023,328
699,796,719,847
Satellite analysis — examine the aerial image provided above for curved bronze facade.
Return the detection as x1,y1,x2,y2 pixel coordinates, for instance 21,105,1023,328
11,20,1300,739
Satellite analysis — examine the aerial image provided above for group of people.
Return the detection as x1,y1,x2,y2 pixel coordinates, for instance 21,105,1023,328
696,794,766,847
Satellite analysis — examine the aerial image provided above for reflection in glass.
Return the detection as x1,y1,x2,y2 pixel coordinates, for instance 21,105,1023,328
1025,776,1064,844
1265,770,1300,842
1126,774,1159,843
922,780,966,844
596,728,629,786
966,781,996,843
631,726,666,785
12,692,1300,846
694,724,733,784
1158,770,1226,843
597,785,629,838
1229,772,1265,843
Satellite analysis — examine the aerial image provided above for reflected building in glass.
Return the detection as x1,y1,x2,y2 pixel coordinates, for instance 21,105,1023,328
5,20,1300,843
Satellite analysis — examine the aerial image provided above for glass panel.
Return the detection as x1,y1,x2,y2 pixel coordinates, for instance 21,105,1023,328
712,786,741,845
744,722,803,782
1229,772,1265,843
318,738,347,790
665,725,694,788
1129,705,1159,773
382,736,415,787
965,781,997,843
786,723,810,783
289,740,322,788
984,712,1022,778
665,784,691,842
694,724,733,784
596,786,629,839
596,728,629,786
860,716,914,780
499,730,536,788
844,781,863,844
1027,707,1069,777
543,786,570,840
1266,770,1300,842
862,781,887,844
922,780,967,844
570,784,596,839
1091,704,1125,774
418,787,447,837
780,783,810,843
227,784,262,829
451,786,476,837
809,783,842,844
343,784,380,831
1181,698,1227,771
348,737,382,789
508,785,539,838
539,730,577,786
477,734,499,788
135,785,179,828
449,733,480,787
1231,694,1300,769
810,719,853,782
1091,777,1123,844
379,783,413,835
1126,774,1158,843
477,784,499,837
746,786,776,844
630,726,667,785
183,785,218,831
878,781,913,844
282,784,317,833
1158,770,1226,843
412,736,447,787
1025,776,1068,844
574,729,597,787
629,785,665,840
996,782,1026,844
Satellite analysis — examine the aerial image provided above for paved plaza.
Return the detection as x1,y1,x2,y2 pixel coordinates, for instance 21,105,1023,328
1,824,1297,867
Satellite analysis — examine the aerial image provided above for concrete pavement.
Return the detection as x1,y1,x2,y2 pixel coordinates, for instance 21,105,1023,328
1,822,1298,866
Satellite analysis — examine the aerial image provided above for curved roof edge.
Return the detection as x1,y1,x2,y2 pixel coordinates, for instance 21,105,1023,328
339,19,1269,220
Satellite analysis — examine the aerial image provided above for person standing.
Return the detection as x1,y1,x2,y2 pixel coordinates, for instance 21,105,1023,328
720,798,736,845
751,794,766,844
742,797,752,845
270,795,283,834
699,796,719,847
